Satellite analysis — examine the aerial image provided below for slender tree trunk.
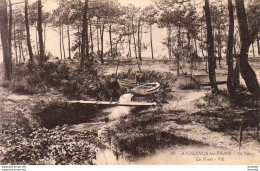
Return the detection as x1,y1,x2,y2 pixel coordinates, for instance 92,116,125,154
177,25,181,76
25,0,34,63
137,20,142,61
80,0,88,67
37,0,44,63
0,0,12,80
61,25,66,59
227,0,235,97
8,0,12,61
200,26,205,57
187,31,193,75
128,27,132,57
150,25,154,59
235,0,259,96
59,26,63,59
96,21,100,58
78,26,81,57
217,29,222,68
67,25,71,59
43,24,46,50
35,23,39,55
85,7,89,62
109,24,113,57
13,23,18,64
132,16,137,59
167,26,172,59
100,24,104,63
90,23,93,54
204,0,219,93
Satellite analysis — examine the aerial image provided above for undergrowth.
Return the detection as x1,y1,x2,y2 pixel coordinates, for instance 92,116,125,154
0,125,99,165
9,61,116,100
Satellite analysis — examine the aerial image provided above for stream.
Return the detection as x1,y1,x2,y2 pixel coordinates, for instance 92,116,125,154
68,93,135,164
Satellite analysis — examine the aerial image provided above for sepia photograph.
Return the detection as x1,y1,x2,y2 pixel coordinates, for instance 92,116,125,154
0,0,259,167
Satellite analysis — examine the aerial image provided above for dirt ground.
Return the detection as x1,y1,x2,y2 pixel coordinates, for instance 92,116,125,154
0,57,259,164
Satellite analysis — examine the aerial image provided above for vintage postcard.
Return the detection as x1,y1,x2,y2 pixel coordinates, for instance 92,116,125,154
0,0,259,167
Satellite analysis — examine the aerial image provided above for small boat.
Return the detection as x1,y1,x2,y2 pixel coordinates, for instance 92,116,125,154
131,82,160,96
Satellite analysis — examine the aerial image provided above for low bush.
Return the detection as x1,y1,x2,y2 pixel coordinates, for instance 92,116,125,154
197,90,230,109
10,61,115,100
175,75,200,90
0,125,98,165
196,87,257,109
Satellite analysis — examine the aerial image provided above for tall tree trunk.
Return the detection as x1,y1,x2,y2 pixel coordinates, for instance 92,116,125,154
227,0,235,97
44,24,47,51
59,26,63,59
96,21,100,58
187,31,193,75
85,7,89,62
235,0,259,96
0,0,12,80
35,23,39,55
204,0,219,93
18,37,22,63
150,25,154,59
137,20,142,61
132,16,137,59
80,0,88,67
67,25,71,59
77,26,81,57
100,24,104,64
61,25,66,59
167,26,172,59
109,24,113,57
200,26,205,57
89,23,93,54
13,23,18,64
37,0,44,63
128,27,132,57
25,0,34,63
177,25,181,76
218,29,222,68
8,0,12,61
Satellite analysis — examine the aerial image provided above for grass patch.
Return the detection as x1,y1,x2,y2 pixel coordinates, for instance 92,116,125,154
113,131,203,159
112,107,204,159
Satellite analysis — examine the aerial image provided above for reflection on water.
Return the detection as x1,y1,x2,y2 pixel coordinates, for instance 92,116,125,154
104,93,133,120
95,93,134,164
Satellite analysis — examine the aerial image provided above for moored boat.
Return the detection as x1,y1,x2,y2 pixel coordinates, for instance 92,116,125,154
131,82,160,96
